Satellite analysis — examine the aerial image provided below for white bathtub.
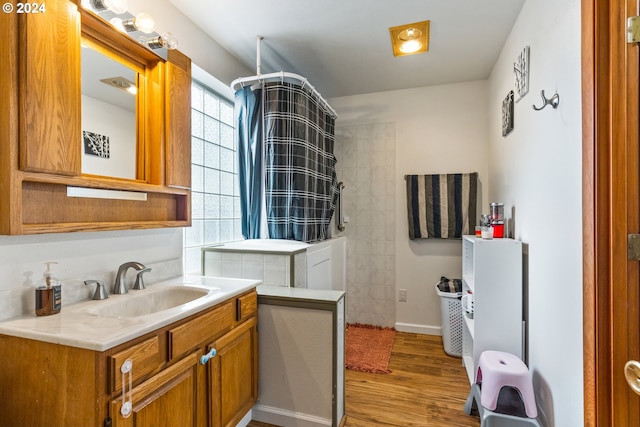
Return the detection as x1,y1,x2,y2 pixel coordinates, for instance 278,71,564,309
201,237,346,291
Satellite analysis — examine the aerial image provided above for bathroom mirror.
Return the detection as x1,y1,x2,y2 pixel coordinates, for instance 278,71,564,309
79,8,165,185
81,44,138,180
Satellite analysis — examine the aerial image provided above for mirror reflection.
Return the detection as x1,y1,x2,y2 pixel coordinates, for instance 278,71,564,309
81,45,137,180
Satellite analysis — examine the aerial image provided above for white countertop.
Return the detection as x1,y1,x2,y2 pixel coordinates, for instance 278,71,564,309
203,239,310,254
0,275,260,352
257,285,345,303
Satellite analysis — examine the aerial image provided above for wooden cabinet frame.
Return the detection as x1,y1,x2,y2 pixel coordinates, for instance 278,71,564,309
0,0,191,235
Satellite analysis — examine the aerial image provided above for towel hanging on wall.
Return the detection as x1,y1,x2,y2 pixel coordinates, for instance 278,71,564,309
405,172,478,239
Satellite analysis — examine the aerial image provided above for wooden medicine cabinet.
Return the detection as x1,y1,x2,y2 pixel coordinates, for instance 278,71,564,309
0,0,192,235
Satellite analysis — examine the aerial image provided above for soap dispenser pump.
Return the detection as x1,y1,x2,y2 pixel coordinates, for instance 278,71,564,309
35,262,61,316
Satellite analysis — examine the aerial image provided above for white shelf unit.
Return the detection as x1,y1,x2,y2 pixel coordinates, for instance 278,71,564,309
461,235,523,384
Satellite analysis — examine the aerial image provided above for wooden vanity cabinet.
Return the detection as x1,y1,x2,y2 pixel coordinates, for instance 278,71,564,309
0,0,192,235
0,289,258,427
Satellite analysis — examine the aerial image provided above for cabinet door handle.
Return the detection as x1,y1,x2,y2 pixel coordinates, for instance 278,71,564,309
120,358,133,418
200,348,217,365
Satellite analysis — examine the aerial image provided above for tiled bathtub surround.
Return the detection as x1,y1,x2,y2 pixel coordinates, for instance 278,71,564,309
334,122,396,327
203,250,307,287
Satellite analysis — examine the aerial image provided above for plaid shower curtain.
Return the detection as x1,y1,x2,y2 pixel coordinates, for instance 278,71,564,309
262,82,338,243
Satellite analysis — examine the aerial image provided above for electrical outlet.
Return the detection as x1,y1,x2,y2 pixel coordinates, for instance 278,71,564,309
399,289,407,302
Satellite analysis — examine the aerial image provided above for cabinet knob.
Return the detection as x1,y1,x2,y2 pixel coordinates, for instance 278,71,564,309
200,348,217,365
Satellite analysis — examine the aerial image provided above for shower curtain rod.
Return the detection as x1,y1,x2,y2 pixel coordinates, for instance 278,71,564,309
229,36,338,119
230,71,338,119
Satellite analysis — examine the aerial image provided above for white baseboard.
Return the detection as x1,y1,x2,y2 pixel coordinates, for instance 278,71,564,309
395,322,441,335
236,410,252,427
252,404,332,427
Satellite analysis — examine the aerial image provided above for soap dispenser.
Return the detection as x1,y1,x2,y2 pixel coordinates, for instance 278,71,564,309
35,262,61,316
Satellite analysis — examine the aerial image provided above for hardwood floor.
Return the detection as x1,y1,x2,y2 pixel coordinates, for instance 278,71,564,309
249,332,479,427
342,332,478,427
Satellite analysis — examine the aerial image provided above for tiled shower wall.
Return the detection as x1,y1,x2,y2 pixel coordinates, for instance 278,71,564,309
334,122,396,327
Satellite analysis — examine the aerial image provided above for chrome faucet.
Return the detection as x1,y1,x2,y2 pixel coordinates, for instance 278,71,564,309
133,267,152,290
84,279,108,300
113,262,147,294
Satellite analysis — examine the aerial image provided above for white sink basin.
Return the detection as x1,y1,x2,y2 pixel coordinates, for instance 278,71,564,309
86,285,215,318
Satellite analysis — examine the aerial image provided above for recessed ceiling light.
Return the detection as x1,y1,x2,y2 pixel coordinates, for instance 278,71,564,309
100,76,137,95
389,20,430,57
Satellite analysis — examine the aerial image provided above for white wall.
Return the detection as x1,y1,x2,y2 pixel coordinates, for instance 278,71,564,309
487,0,582,426
81,94,137,179
330,80,490,333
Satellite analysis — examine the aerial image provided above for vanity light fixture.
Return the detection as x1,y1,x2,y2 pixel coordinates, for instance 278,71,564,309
87,4,176,53
389,20,430,57
81,0,128,14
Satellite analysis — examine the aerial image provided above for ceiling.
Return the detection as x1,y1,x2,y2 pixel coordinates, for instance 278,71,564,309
81,47,136,112
168,0,526,99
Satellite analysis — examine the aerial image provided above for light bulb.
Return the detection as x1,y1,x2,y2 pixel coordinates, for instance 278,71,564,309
141,33,178,50
400,40,422,54
133,12,155,33
398,27,422,41
161,32,178,50
103,0,127,14
83,0,128,14
405,29,418,38
109,17,125,32
122,12,155,33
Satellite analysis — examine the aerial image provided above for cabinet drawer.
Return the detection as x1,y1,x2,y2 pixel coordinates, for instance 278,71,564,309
109,352,199,427
168,300,234,359
109,336,163,393
237,291,257,323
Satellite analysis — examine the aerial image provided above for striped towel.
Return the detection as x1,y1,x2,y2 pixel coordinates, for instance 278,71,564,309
405,172,478,239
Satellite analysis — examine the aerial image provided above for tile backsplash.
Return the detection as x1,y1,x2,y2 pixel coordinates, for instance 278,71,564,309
202,249,306,287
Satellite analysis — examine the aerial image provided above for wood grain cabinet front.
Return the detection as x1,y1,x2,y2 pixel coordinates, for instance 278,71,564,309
109,336,164,393
18,0,81,176
0,0,192,235
109,352,199,427
168,300,234,360
205,317,258,427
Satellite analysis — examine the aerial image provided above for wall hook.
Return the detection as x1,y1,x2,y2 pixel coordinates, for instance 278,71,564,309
532,90,560,111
